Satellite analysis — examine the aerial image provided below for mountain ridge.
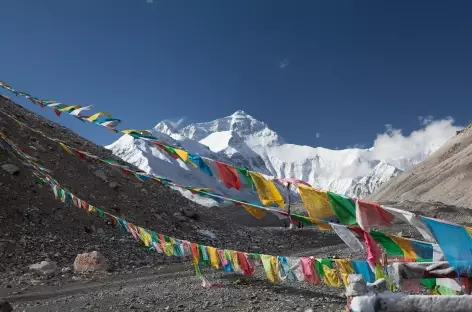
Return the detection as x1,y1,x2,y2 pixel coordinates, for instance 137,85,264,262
107,110,458,205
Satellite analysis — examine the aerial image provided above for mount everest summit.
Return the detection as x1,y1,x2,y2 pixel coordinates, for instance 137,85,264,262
106,110,457,206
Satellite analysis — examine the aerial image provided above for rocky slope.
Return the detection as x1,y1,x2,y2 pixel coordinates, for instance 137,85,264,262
0,96,354,311
369,125,472,207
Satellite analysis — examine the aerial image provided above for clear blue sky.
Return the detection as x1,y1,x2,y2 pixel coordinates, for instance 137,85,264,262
1,0,471,148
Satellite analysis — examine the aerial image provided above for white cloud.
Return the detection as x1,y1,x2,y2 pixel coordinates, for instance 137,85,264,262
418,115,434,125
315,132,321,138
146,0,153,3
370,117,463,168
278,58,290,69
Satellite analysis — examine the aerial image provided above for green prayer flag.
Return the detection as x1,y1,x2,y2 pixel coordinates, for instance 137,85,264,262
421,278,436,290
327,192,357,225
150,231,159,243
237,167,255,189
96,208,105,217
370,231,404,256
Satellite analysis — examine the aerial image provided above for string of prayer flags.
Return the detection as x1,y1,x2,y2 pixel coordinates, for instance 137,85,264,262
3,136,457,292
249,171,284,208
0,83,462,259
297,185,335,220
0,116,441,266
215,161,241,190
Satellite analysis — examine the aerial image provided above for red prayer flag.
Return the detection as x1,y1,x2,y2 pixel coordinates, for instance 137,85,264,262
215,161,241,190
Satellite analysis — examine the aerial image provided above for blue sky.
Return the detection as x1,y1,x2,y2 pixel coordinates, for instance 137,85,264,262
1,0,471,149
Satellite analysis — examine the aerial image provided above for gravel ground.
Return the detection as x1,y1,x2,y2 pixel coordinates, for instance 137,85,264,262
2,262,347,312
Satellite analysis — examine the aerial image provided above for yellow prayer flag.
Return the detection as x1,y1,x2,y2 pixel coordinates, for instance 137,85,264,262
58,142,74,155
375,264,386,280
163,243,174,256
231,250,240,271
390,236,417,260
465,226,472,238
335,259,355,286
261,255,280,283
121,129,152,136
322,264,341,287
138,227,152,247
242,204,266,219
249,172,284,208
310,218,333,231
87,205,97,213
58,105,80,112
174,148,189,162
207,247,220,269
86,112,111,122
297,184,335,220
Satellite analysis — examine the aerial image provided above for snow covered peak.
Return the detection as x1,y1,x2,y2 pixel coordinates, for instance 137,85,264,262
231,110,251,117
153,120,179,136
107,110,452,207
177,111,284,148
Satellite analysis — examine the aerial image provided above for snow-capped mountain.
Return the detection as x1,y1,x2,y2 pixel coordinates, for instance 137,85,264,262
106,110,445,206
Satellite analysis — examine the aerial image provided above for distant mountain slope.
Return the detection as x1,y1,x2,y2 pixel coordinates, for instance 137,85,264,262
107,110,458,204
369,126,472,207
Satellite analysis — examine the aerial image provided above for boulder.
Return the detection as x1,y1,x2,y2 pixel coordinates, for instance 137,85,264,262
173,212,188,222
29,260,58,276
1,164,19,175
32,143,47,153
93,169,107,181
73,251,108,273
109,181,118,189
180,207,198,220
0,300,12,312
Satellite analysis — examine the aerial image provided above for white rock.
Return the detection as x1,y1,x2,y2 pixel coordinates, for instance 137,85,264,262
29,260,58,276
1,164,19,175
73,251,108,273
